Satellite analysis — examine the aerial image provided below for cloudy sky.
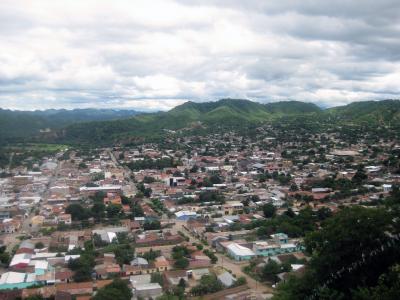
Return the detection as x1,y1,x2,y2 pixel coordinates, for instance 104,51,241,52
1,0,400,111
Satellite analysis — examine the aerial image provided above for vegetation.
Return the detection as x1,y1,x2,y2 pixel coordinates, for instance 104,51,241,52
273,202,400,299
93,278,133,300
191,274,224,296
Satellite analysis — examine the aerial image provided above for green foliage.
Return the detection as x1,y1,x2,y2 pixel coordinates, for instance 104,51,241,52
174,257,189,269
273,206,400,299
106,203,123,218
142,248,161,262
66,203,90,221
191,274,223,296
93,278,133,300
199,191,225,204
203,249,217,264
143,220,161,230
0,246,10,265
262,203,277,218
34,242,44,249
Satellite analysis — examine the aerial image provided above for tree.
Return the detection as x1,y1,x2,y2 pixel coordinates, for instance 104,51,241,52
178,278,186,288
78,162,87,169
352,168,368,185
191,274,223,296
262,259,280,282
174,257,189,269
92,202,106,220
143,220,161,230
273,206,400,299
93,278,133,300
66,203,90,221
113,244,134,266
34,242,44,249
262,203,276,218
0,246,10,265
130,201,144,217
106,204,122,218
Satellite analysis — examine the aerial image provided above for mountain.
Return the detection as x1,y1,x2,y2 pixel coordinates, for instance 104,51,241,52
59,99,322,144
0,108,139,141
4,99,400,145
325,99,400,125
264,101,321,114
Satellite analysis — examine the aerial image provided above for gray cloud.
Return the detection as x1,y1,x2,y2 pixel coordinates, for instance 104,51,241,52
0,0,400,110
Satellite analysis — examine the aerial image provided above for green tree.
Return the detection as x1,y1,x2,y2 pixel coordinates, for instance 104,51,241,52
274,206,400,299
66,203,90,221
93,278,133,300
262,203,276,218
174,257,189,269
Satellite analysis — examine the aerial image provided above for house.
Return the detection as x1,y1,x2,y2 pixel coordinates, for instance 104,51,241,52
0,218,21,233
94,263,121,279
175,210,197,221
253,241,301,257
0,272,39,290
154,256,171,272
190,268,210,280
163,270,188,287
133,283,163,299
56,282,93,296
271,233,289,244
57,214,72,225
223,201,244,215
253,241,281,257
9,253,32,270
55,270,74,283
16,241,35,254
130,274,163,299
226,243,255,261
217,271,237,287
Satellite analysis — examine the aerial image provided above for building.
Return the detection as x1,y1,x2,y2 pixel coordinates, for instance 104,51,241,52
175,210,197,221
0,272,39,290
226,243,255,261
223,202,244,215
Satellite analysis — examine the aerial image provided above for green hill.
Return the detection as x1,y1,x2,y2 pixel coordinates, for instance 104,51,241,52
59,99,322,144
0,108,139,142
325,100,400,125
3,98,400,145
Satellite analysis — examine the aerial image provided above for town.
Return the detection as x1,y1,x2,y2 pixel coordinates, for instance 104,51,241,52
0,122,398,300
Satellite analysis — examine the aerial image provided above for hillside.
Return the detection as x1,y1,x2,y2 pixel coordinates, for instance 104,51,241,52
0,108,139,141
3,99,400,145
325,99,400,125
59,99,324,144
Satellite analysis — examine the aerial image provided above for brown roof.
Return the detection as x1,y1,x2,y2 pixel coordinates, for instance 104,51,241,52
55,270,74,280
0,290,22,300
76,296,91,300
23,286,56,298
55,291,72,300
95,279,113,289
56,281,93,292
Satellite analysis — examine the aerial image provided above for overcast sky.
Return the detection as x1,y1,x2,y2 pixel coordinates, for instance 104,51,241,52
1,0,400,111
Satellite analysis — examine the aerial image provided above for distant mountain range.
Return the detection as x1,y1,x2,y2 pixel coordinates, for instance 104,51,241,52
1,99,399,144
0,108,139,141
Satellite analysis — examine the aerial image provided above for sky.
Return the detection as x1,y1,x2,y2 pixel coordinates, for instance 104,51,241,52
1,0,400,111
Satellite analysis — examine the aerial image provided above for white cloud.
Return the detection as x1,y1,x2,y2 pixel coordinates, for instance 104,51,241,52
0,0,400,110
